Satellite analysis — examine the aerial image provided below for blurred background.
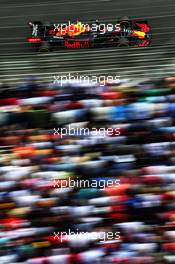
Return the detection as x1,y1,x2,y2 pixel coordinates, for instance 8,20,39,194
0,1,175,264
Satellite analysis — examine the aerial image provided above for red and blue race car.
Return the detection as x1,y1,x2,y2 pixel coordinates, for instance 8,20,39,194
27,17,151,51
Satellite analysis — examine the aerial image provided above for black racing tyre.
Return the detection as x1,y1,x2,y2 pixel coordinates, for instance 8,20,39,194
117,37,129,47
120,16,130,21
119,16,131,29
43,21,52,27
39,41,50,52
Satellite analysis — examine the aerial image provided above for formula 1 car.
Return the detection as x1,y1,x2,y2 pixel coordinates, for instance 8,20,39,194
27,17,151,51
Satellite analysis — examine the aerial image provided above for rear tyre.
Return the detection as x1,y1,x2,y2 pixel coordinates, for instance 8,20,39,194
117,37,129,47
119,16,131,29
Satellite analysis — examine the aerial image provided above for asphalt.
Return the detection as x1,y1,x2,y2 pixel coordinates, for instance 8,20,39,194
0,0,175,82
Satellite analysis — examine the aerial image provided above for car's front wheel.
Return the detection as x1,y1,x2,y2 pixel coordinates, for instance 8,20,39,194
38,41,50,52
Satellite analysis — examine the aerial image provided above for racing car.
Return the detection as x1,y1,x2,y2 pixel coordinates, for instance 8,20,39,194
27,17,151,51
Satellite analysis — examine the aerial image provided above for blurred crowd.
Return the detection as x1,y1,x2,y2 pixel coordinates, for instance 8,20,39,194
0,76,175,264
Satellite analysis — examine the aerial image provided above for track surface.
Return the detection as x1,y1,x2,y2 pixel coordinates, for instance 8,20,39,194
0,0,175,83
